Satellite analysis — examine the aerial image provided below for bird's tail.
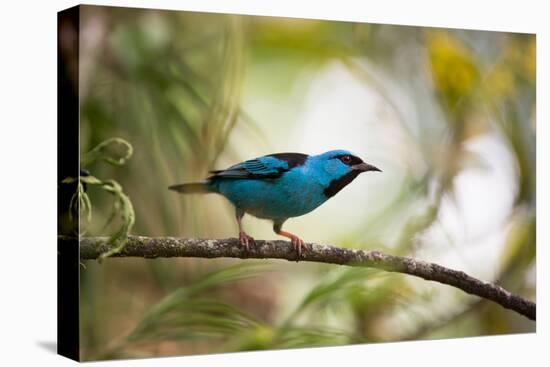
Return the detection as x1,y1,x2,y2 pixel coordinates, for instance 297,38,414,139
168,181,211,194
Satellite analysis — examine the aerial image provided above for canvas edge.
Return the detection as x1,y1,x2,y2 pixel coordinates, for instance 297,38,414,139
57,4,81,362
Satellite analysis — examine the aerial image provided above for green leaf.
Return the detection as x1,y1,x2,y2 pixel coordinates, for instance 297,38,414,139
79,175,103,185
81,137,134,167
276,326,350,348
129,299,263,342
283,267,376,325
127,263,268,343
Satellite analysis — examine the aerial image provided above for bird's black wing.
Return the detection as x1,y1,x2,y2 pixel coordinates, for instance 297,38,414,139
209,153,309,180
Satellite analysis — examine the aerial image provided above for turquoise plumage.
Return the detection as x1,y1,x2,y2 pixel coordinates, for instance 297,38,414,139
169,149,381,256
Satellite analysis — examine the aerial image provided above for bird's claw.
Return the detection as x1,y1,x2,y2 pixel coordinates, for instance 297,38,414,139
239,231,255,251
290,235,305,260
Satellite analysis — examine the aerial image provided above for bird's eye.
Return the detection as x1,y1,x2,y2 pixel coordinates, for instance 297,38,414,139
341,155,352,164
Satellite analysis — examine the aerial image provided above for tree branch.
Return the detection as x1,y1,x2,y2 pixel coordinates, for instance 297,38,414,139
72,235,536,321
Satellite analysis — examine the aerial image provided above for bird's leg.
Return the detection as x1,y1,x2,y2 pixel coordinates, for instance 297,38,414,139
236,209,255,250
273,222,305,259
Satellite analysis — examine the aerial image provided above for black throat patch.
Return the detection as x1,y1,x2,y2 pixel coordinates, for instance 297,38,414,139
323,170,361,198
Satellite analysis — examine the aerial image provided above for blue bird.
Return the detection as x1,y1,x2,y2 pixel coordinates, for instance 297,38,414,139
169,150,381,256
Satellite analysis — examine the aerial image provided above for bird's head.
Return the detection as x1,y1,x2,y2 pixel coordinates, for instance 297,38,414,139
310,149,381,198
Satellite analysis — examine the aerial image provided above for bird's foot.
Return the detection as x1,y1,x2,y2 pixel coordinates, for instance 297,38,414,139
239,231,255,250
273,226,306,260
290,235,305,260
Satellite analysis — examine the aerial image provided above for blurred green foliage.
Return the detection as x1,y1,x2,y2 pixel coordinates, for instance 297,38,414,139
74,5,536,360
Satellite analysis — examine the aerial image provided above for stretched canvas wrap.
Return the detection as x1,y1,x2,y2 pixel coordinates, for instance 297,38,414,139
58,4,536,362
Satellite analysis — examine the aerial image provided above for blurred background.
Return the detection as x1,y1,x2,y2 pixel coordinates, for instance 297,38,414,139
74,5,535,361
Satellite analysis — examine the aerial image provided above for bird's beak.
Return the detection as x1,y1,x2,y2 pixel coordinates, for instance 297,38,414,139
352,162,382,173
